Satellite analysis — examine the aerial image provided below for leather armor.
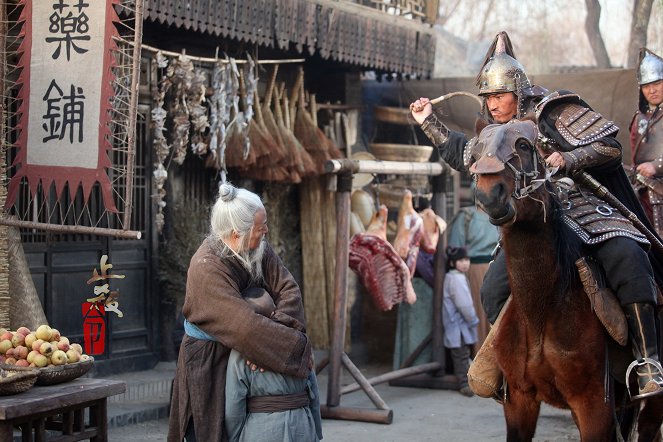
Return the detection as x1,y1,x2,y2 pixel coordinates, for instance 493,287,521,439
420,113,450,147
538,95,648,247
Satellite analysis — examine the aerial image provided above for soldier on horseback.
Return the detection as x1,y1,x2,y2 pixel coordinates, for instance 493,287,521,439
410,31,663,400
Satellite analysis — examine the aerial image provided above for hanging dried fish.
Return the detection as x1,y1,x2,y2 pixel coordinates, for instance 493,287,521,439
208,61,225,162
150,52,171,233
167,53,194,165
189,68,209,156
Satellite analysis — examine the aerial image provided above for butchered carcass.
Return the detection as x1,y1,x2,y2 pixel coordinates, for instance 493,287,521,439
349,204,416,311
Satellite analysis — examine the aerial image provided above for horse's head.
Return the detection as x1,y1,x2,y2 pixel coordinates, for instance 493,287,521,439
467,120,546,226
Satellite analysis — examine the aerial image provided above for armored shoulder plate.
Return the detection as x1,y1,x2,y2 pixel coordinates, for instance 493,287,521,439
554,103,618,147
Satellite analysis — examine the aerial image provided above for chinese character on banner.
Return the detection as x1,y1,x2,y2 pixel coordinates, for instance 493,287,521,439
82,255,125,356
6,0,121,212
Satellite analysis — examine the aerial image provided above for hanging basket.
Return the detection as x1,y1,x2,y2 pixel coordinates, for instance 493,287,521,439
373,106,412,125
369,143,433,162
0,365,39,395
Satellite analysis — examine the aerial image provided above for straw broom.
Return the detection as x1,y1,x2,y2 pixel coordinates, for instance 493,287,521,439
280,86,317,177
261,65,291,168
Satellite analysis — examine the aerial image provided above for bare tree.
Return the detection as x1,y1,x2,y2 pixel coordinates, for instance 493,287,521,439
584,0,611,68
627,0,654,67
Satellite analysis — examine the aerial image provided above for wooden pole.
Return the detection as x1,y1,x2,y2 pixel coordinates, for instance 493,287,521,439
0,218,142,240
325,159,443,176
341,362,441,395
122,0,144,230
431,174,447,375
326,171,352,407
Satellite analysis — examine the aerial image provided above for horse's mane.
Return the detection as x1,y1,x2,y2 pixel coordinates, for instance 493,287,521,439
547,185,583,298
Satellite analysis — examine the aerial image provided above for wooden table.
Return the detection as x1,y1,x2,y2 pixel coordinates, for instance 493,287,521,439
0,378,126,441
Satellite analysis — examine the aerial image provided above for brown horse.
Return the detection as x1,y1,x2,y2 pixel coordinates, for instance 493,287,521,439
469,120,663,441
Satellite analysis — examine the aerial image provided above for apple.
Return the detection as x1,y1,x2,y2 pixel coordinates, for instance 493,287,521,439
56,340,69,352
16,327,31,336
35,325,52,342
39,342,54,356
4,357,16,365
0,331,12,342
50,329,61,341
14,346,28,360
11,333,25,347
0,328,7,336
0,355,5,364
0,340,12,354
80,354,92,362
15,359,29,367
33,354,48,368
4,348,13,358
32,339,44,352
70,343,83,354
51,350,67,366
65,349,80,363
27,350,40,364
24,333,37,349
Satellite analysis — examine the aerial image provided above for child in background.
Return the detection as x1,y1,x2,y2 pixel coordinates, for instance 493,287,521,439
443,246,479,397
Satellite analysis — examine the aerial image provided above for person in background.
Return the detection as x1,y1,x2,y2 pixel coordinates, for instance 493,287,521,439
447,193,499,355
168,182,312,442
629,48,663,237
443,246,479,397
225,287,322,442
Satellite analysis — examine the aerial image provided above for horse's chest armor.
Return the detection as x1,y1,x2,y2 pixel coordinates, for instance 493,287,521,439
559,189,649,245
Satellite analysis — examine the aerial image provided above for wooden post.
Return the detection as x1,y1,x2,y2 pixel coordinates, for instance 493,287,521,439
326,171,352,407
431,173,447,375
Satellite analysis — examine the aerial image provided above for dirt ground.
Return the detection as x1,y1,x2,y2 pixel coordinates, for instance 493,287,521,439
109,363,585,441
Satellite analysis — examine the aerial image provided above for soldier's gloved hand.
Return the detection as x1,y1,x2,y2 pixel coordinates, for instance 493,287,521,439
410,97,433,125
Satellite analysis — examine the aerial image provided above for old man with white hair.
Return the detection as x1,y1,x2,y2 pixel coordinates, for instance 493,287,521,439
168,182,312,442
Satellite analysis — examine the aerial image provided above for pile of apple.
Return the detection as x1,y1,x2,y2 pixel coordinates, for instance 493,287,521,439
0,325,91,368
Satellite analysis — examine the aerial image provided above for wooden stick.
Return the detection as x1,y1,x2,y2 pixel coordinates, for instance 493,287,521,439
0,218,142,240
430,91,482,106
121,39,305,65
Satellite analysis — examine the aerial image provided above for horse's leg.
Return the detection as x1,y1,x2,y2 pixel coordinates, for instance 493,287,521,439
566,396,614,442
503,389,540,442
637,396,663,442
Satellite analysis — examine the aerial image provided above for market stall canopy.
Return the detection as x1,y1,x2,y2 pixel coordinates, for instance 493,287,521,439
143,0,436,76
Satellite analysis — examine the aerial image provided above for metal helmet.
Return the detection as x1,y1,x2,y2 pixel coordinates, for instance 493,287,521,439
476,32,531,97
637,48,663,86
476,32,536,119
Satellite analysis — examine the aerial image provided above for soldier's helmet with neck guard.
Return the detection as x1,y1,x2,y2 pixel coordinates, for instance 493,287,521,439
637,47,663,112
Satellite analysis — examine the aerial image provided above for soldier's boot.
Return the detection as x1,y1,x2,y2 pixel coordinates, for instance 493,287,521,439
624,302,663,400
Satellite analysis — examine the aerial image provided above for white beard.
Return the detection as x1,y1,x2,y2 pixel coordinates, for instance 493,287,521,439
238,238,265,284
209,235,266,284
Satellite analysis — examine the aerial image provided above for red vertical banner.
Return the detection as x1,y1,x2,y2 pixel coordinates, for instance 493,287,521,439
82,302,106,355
6,0,121,211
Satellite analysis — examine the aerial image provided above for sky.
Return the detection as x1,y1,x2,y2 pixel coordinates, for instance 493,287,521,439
437,0,662,74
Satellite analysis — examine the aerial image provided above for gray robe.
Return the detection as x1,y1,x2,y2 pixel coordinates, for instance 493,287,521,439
225,349,322,442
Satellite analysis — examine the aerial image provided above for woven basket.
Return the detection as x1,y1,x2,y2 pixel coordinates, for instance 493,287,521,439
369,143,433,162
35,358,94,386
0,365,38,395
